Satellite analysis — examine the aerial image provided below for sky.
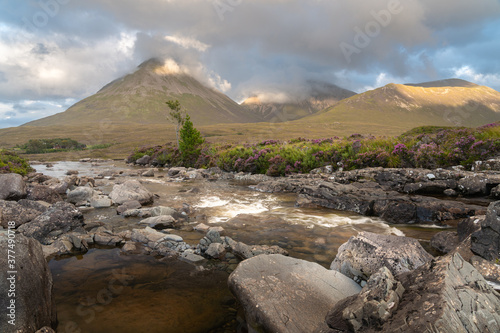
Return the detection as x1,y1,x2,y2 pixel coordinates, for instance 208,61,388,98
1,0,500,128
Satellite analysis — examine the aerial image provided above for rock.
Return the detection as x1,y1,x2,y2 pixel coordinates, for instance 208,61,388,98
330,232,433,284
469,255,500,287
66,170,79,175
67,187,95,204
206,243,226,259
167,167,186,176
228,254,361,333
0,199,47,228
116,200,142,214
471,201,500,261
130,227,166,243
457,216,483,242
0,173,27,200
379,254,500,332
139,215,177,229
94,232,123,246
430,231,459,254
230,241,289,260
0,234,56,332
17,202,84,245
135,155,151,165
160,234,183,242
121,241,138,253
444,188,458,197
35,327,56,333
194,223,210,233
403,180,454,195
27,185,62,204
491,185,500,198
186,170,204,179
142,169,155,177
326,267,405,332
89,195,113,208
326,253,500,333
180,251,206,264
122,206,176,218
109,180,154,205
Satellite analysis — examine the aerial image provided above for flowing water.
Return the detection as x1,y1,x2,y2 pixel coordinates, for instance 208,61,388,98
35,161,451,332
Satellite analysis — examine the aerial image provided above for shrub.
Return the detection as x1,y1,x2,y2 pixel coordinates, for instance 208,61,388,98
179,114,205,166
0,150,34,176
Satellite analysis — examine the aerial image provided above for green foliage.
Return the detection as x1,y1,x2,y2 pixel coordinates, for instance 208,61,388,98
127,122,500,176
22,138,86,154
179,114,205,166
0,150,34,176
87,143,113,150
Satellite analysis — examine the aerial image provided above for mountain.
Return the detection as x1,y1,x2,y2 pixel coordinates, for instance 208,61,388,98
241,81,356,122
24,59,261,127
300,79,500,129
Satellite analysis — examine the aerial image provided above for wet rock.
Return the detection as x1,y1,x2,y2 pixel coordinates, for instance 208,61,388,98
122,205,176,218
229,241,289,260
0,234,56,332
444,188,458,197
471,201,500,261
180,251,206,264
116,200,142,214
17,202,84,245
326,267,405,332
0,199,47,228
469,255,500,287
139,215,177,229
27,185,62,204
135,155,151,165
121,241,138,253
94,232,123,246
194,223,210,233
109,180,154,205
0,173,27,200
206,243,226,259
430,231,459,254
66,170,79,175
228,254,361,333
330,232,433,284
491,185,500,198
67,186,95,204
142,169,155,177
403,180,455,195
457,216,483,242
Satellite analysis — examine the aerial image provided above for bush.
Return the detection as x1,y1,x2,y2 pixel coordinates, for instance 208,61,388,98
22,138,86,154
0,150,34,176
179,115,205,166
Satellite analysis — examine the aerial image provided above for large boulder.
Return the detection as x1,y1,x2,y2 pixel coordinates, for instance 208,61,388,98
471,201,500,261
17,202,84,244
0,199,47,228
326,253,500,332
0,173,27,200
109,180,154,205
228,254,361,333
330,232,433,284
0,233,56,332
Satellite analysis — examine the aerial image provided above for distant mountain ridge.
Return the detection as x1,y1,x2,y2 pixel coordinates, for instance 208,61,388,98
241,81,356,122
24,59,261,127
299,79,500,128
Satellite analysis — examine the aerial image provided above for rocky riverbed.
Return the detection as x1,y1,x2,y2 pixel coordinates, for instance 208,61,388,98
1,159,499,332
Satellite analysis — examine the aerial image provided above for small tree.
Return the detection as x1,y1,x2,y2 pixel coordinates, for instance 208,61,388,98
179,114,205,165
166,100,185,149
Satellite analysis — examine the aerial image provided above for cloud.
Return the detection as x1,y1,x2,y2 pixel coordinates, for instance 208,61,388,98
453,66,500,90
1,0,500,126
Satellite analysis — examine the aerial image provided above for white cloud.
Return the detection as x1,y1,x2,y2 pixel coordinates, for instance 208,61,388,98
453,65,500,89
164,35,210,52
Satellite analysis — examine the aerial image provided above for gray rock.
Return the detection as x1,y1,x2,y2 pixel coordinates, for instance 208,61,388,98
0,173,27,200
94,232,123,246
27,185,62,204
430,231,459,254
0,234,56,332
228,254,361,333
136,155,151,165
17,202,84,245
89,195,113,208
121,241,138,253
142,169,155,177
330,232,433,284
206,243,226,259
471,201,500,261
230,241,289,260
458,216,483,242
116,200,142,214
139,215,176,229
444,188,458,197
109,180,154,205
0,199,47,228
491,184,500,198
326,267,405,332
327,253,500,333
469,255,500,287
160,234,183,242
66,170,79,175
67,186,95,204
180,251,206,264
167,167,186,176
35,327,56,333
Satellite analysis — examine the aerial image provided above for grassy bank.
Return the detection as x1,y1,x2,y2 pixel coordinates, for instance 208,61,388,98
128,123,500,176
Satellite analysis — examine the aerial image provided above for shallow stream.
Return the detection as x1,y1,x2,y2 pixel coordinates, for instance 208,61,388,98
35,161,450,332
